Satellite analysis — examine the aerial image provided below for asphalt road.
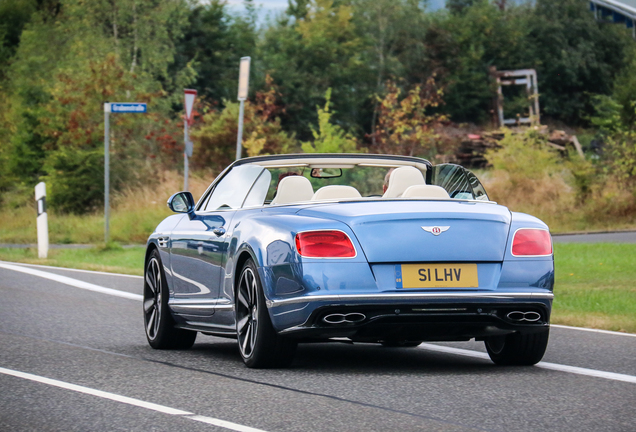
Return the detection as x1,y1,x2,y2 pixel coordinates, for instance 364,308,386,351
0,262,634,432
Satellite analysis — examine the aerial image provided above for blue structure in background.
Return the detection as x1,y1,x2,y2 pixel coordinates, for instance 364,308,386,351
590,0,636,35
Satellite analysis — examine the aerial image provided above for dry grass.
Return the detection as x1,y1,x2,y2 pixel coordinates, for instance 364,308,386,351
481,130,636,233
0,170,216,244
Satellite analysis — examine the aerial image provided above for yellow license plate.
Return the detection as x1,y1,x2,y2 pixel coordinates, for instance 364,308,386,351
396,264,479,288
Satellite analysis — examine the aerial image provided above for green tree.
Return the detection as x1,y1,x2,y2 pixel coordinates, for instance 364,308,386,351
0,0,192,212
527,0,632,123
369,78,446,158
351,0,428,139
424,1,532,123
301,88,359,153
260,0,371,140
172,0,257,103
191,76,296,171
0,0,38,78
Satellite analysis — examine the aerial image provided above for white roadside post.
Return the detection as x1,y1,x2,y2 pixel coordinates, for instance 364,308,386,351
103,102,147,244
236,56,251,160
183,89,197,192
34,182,49,258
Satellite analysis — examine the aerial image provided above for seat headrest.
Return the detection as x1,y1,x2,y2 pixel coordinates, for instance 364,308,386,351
312,185,362,201
402,185,450,199
382,166,426,198
271,175,314,204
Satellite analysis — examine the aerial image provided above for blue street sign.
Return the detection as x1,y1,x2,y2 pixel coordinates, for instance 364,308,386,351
108,103,147,113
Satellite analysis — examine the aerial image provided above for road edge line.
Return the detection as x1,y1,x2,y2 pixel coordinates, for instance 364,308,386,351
1,260,143,278
551,324,636,338
0,261,142,301
418,343,636,384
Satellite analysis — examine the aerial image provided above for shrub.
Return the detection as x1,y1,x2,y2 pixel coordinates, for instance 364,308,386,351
42,147,103,214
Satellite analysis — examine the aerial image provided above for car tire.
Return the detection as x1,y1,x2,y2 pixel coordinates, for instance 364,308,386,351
381,340,422,348
484,328,549,366
144,249,197,349
235,259,297,368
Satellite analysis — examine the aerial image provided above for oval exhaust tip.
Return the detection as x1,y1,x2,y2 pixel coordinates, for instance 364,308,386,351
323,313,367,324
507,311,541,322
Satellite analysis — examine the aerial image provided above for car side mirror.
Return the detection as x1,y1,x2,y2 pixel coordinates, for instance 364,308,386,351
167,192,195,218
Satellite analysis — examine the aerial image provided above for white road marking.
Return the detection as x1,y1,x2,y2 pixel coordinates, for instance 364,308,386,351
0,367,268,432
2,261,143,278
0,261,142,301
2,261,636,385
419,343,636,384
551,324,636,338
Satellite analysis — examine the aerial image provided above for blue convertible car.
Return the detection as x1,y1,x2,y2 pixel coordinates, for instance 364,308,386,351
144,154,554,368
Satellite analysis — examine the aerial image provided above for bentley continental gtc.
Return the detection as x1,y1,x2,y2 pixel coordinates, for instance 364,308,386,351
143,154,554,368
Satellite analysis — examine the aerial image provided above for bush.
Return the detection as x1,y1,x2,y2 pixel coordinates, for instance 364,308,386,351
484,128,636,232
42,147,103,214
485,129,574,222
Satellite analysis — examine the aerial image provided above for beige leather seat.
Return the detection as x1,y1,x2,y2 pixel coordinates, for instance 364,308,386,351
271,176,314,204
402,185,450,199
382,166,426,198
312,185,362,201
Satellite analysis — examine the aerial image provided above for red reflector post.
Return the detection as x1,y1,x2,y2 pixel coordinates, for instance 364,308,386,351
512,229,552,256
295,231,356,258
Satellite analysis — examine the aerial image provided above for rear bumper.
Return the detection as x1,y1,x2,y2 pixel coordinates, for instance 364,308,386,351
268,291,553,341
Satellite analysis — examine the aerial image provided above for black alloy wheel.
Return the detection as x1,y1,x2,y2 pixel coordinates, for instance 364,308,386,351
484,328,550,366
144,249,196,349
235,259,296,368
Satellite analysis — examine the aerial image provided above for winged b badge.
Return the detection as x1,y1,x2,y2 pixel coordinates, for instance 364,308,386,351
421,226,450,236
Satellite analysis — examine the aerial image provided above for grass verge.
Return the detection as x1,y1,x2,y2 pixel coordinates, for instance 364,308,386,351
0,242,633,333
552,243,636,333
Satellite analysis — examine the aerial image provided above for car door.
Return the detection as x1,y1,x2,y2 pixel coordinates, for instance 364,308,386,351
168,164,266,317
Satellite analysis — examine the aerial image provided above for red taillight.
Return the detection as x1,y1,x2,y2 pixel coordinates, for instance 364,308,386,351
295,231,356,258
512,229,552,256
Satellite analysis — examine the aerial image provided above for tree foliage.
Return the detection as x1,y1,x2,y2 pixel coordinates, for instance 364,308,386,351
301,88,359,154
370,78,446,158
1,0,636,215
190,75,295,172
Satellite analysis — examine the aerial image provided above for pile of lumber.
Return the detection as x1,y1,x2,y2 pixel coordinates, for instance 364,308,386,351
455,129,585,168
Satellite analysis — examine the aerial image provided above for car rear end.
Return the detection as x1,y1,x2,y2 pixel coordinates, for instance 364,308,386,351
265,200,553,348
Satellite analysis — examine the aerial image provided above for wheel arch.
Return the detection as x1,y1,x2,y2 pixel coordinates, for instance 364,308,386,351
145,242,158,267
234,248,258,298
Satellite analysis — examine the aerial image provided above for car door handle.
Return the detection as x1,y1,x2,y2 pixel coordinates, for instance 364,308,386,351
212,227,226,237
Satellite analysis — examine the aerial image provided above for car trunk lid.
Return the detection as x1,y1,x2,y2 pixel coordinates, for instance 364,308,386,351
297,200,511,263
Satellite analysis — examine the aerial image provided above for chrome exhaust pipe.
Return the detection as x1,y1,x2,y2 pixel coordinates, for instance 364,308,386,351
506,311,541,322
323,313,366,324
345,313,366,323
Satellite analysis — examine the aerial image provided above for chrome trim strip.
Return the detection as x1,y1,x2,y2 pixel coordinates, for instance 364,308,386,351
170,299,219,305
169,299,234,310
267,291,554,308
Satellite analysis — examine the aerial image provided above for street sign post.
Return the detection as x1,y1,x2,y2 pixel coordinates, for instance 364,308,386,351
103,102,147,244
183,89,197,192
236,57,251,160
